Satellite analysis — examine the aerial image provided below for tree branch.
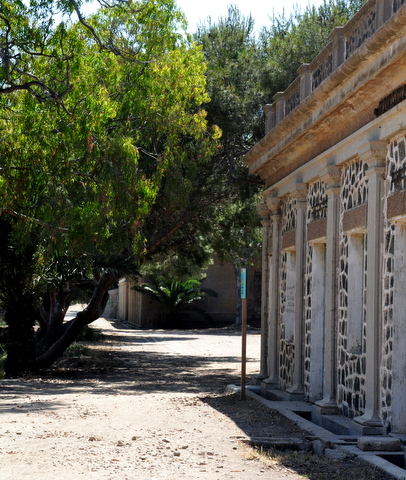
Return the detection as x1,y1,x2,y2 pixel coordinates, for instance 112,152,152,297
1,209,69,232
68,0,147,62
144,211,190,257
36,271,117,369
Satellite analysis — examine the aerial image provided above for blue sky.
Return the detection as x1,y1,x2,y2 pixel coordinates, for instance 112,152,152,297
175,0,325,33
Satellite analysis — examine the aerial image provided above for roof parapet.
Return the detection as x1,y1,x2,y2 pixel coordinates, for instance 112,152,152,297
264,0,396,134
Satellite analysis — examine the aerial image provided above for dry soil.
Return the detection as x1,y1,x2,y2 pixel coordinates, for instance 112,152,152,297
0,309,391,480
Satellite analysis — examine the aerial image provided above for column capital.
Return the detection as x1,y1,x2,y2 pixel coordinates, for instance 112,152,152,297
297,63,312,75
358,141,387,169
329,25,345,42
263,103,275,114
320,165,341,190
266,197,281,216
257,203,270,220
291,183,308,204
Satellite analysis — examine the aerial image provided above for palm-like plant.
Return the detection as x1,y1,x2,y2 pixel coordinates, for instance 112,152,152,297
133,276,218,328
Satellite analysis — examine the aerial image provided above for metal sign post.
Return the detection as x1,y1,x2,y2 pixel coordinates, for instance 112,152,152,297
240,268,247,400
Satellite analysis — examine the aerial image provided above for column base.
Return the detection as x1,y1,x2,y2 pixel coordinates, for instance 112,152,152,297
260,377,279,397
262,376,279,386
314,398,339,415
285,384,305,401
249,374,268,386
354,412,384,435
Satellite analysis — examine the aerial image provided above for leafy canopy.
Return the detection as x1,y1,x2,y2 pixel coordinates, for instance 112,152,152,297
0,0,221,374
0,0,219,265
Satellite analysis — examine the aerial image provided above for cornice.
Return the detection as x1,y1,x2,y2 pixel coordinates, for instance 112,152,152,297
243,5,406,188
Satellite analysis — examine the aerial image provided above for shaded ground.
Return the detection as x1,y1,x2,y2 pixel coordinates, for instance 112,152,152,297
0,313,391,479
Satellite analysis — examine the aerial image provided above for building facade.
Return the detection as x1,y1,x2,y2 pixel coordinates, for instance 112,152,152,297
244,0,406,434
116,259,261,328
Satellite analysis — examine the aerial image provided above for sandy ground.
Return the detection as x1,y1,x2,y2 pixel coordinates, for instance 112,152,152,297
1,314,304,480
0,311,390,480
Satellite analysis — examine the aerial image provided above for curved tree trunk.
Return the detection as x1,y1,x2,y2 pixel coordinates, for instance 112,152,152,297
36,272,117,369
5,301,37,377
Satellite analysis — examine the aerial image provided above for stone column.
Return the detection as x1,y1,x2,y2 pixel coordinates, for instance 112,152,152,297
354,141,386,432
262,197,282,391
255,203,272,382
392,222,406,432
314,166,341,414
298,64,312,101
274,92,286,124
263,104,276,134
286,184,307,397
329,27,346,71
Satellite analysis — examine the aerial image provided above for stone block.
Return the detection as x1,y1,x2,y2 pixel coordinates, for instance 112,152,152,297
342,204,367,233
282,229,296,250
387,190,406,219
357,436,402,452
324,448,349,460
307,217,327,241
313,439,326,456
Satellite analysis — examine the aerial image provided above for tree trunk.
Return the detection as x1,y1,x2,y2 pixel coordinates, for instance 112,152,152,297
5,301,37,377
36,272,117,369
35,284,73,354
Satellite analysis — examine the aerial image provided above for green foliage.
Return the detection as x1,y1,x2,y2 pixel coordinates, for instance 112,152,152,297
139,6,266,277
133,276,218,327
0,0,220,374
259,0,368,96
0,0,219,277
75,325,104,342
0,0,370,373
163,0,366,277
194,6,266,155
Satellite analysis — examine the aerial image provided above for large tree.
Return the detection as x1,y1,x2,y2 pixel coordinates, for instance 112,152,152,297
0,0,219,376
156,1,368,309
139,6,266,280
135,0,367,296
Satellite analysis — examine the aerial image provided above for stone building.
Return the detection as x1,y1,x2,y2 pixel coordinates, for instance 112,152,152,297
244,0,406,434
115,259,261,328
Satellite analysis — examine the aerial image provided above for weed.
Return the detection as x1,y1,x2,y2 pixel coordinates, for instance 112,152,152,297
76,325,104,342
248,446,389,480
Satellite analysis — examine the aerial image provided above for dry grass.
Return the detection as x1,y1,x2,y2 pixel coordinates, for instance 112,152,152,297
244,445,391,480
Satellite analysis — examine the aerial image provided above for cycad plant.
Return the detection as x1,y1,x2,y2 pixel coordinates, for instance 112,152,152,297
133,277,218,328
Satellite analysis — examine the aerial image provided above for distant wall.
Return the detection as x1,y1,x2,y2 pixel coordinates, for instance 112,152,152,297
115,259,261,328
104,288,118,318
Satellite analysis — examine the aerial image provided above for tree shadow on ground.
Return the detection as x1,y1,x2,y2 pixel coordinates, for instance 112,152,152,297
0,319,391,480
109,319,260,336
0,319,257,413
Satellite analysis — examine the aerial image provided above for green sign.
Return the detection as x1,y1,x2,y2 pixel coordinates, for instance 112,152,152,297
240,268,247,299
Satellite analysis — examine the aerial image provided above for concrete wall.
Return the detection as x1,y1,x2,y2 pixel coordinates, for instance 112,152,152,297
104,288,118,318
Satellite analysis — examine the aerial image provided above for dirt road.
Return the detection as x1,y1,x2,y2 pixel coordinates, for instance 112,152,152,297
0,313,389,480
